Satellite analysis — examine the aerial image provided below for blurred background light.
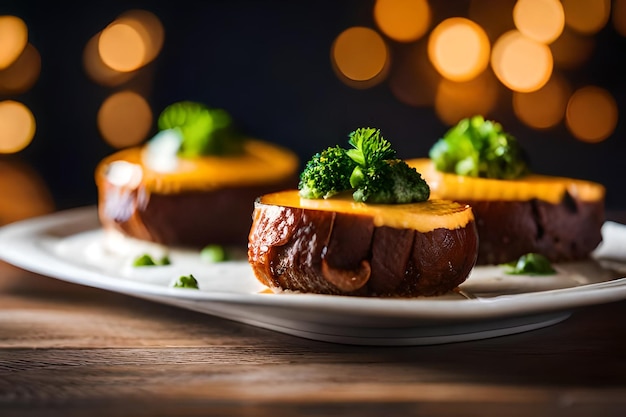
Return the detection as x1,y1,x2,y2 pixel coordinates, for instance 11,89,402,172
0,43,41,95
1,1,624,212
98,22,146,73
97,91,153,149
434,70,499,125
374,0,431,43
0,100,36,154
331,26,389,86
388,41,440,107
562,0,611,35
613,0,626,36
513,72,571,129
427,17,490,82
114,9,165,67
83,34,135,87
491,30,553,92
566,86,618,143
549,27,595,69
513,0,565,44
0,15,28,70
0,157,54,226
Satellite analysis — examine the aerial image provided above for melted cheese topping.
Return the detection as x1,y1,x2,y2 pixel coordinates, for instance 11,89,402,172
258,190,474,233
408,158,605,204
96,139,299,193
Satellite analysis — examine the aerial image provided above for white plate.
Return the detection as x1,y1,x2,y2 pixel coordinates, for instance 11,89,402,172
1,206,625,346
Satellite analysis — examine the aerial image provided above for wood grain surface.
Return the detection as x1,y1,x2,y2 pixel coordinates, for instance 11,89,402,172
2,256,626,417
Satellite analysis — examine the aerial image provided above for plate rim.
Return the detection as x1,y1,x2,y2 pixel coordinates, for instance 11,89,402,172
1,206,626,324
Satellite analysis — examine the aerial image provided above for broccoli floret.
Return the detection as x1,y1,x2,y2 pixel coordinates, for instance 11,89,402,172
351,159,430,204
299,127,430,204
298,146,356,199
429,115,530,179
158,101,243,157
346,127,396,166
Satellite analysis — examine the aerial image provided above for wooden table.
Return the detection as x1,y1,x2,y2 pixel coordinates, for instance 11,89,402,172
2,221,626,416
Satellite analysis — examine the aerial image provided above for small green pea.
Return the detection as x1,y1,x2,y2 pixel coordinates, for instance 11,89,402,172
201,244,228,263
132,253,171,267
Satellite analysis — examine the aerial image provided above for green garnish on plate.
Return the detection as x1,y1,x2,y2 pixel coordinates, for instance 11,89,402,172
171,274,199,289
132,254,171,267
200,244,229,263
503,253,556,276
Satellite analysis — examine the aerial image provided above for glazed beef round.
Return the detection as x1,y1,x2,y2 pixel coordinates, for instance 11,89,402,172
408,158,606,265
96,140,299,248
248,191,478,297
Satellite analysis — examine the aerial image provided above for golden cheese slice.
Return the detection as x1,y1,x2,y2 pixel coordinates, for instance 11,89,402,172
258,190,474,233
408,158,605,204
96,139,299,194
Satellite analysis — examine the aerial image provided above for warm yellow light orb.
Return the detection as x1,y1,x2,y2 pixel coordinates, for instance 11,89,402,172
97,91,153,148
428,17,491,82
513,0,565,44
491,30,553,92
374,0,431,42
0,15,28,70
332,26,389,83
562,0,611,35
98,22,146,72
566,86,618,143
0,100,36,154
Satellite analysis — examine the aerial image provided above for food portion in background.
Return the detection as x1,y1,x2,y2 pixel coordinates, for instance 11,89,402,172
408,115,605,265
95,101,299,249
248,128,478,297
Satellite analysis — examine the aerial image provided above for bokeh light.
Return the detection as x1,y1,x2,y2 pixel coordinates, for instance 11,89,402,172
98,22,146,72
83,34,135,87
0,100,36,154
0,158,54,226
549,27,595,69
613,0,626,37
427,17,490,82
513,0,565,44
566,86,618,143
562,0,611,35
513,73,571,129
0,43,41,95
115,9,164,66
491,30,553,92
331,26,389,84
434,70,499,125
388,41,440,107
86,9,164,85
0,15,28,70
97,91,153,148
373,0,431,43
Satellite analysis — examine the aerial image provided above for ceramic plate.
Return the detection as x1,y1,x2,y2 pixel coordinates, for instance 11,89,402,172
1,206,625,346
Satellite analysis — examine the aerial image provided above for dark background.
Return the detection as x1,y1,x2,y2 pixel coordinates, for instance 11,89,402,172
2,1,625,210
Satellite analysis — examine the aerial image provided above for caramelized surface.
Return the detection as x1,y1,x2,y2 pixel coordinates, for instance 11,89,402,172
408,158,605,204
258,190,474,233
